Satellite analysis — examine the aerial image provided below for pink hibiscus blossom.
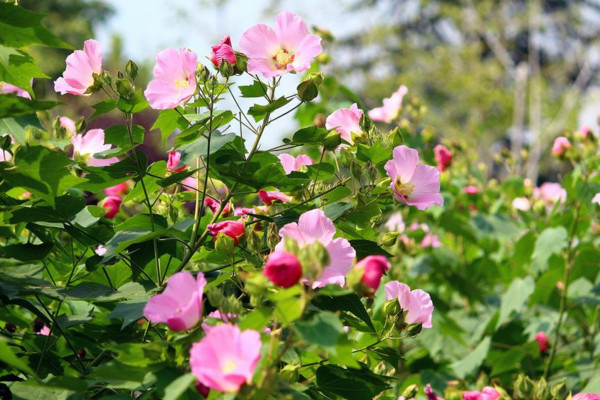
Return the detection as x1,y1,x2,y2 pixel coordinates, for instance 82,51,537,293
201,310,238,333
573,394,600,400
535,331,549,352
143,271,207,331
205,197,231,216
101,196,122,219
239,11,322,78
434,144,452,172
385,145,444,210
592,193,600,205
95,245,107,256
264,250,303,288
533,182,566,210
0,82,32,99
37,325,51,336
325,103,363,146
368,85,408,123
167,150,186,172
145,47,198,109
278,153,313,174
275,209,356,288
512,197,531,211
384,212,406,232
552,136,571,156
71,129,118,166
462,387,500,400
464,185,478,195
421,233,441,248
211,36,236,67
190,324,261,393
354,255,390,296
55,39,102,96
59,116,76,135
104,181,129,197
258,189,292,205
207,220,245,245
385,281,434,328
182,176,197,191
425,384,445,400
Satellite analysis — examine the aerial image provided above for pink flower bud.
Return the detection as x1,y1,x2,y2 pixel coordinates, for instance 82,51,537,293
205,197,230,216
434,144,452,172
167,151,186,172
462,387,500,400
103,181,129,197
207,221,245,246
101,196,122,219
195,381,210,398
258,189,292,205
264,250,303,288
535,331,549,352
464,185,478,195
211,36,236,67
552,136,571,156
354,255,390,295
573,394,600,400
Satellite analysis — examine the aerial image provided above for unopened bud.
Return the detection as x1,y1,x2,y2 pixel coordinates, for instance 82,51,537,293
534,378,548,400
75,117,86,133
279,364,300,383
323,130,341,151
197,64,210,82
401,384,418,399
125,60,138,80
115,78,134,98
218,60,234,77
406,322,422,336
383,299,401,316
215,233,235,255
234,52,248,73
381,232,400,247
297,79,319,102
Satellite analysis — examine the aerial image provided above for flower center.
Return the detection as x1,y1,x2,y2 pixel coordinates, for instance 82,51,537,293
272,48,295,70
223,360,237,373
394,178,415,198
174,78,190,90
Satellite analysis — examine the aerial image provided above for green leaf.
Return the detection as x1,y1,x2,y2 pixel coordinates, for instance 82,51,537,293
109,300,147,329
292,126,329,145
116,90,148,113
152,108,188,145
163,373,195,400
239,81,268,97
356,142,392,165
0,45,48,96
0,336,34,375
531,227,567,274
451,336,491,378
0,242,53,261
312,293,375,332
178,130,237,166
0,3,72,48
0,114,41,144
104,124,145,148
157,169,195,188
295,311,344,351
316,365,390,400
90,99,117,119
248,96,290,121
115,214,168,231
0,95,58,118
497,276,535,327
349,240,392,259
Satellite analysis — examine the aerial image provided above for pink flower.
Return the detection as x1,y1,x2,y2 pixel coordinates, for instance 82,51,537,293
592,193,600,205
95,245,107,256
264,250,303,288
182,176,197,191
195,381,210,398
354,255,390,295
258,189,292,205
0,82,32,99
37,325,51,336
59,116,76,135
190,324,261,393
425,384,445,400
462,387,500,400
552,136,571,156
385,281,434,328
145,47,198,109
421,233,441,248
385,145,444,210
207,221,245,245
104,182,129,197
533,182,566,208
512,197,531,211
278,153,313,174
71,129,118,167
577,124,592,139
384,212,405,232
434,144,452,172
101,196,122,219
239,11,322,78
464,185,478,195
205,198,230,216
234,207,255,216
167,150,186,172
202,310,238,333
211,36,236,67
143,271,207,331
368,85,408,123
54,39,102,96
535,331,549,352
325,103,363,146
573,394,600,400
276,209,355,288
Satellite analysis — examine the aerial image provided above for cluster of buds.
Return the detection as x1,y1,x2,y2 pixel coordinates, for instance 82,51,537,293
513,375,568,400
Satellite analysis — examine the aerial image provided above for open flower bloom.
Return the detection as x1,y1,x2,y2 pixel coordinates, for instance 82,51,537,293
552,136,571,156
385,145,444,210
145,47,198,109
207,220,245,245
71,129,118,166
278,153,313,174
0,82,32,99
533,182,566,209
264,249,303,288
512,197,531,211
368,85,408,123
434,144,452,172
462,387,500,400
55,39,102,96
325,103,363,146
385,281,434,328
101,196,122,219
167,150,186,172
573,394,600,400
143,271,207,331
258,189,292,205
190,324,261,393
354,255,390,295
276,209,356,288
535,331,549,352
211,36,236,67
384,212,405,232
239,11,322,78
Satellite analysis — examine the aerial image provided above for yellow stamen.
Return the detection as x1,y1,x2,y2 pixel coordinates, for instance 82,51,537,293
395,178,415,198
273,48,295,69
174,78,189,90
223,360,237,373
